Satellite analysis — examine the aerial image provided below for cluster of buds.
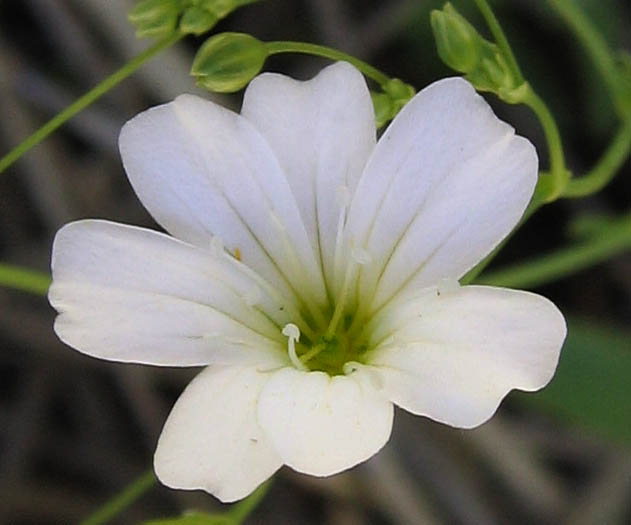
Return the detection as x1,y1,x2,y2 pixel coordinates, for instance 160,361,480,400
129,0,259,38
431,3,525,103
371,78,416,128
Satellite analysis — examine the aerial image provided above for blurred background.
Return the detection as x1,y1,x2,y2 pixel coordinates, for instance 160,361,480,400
0,0,629,523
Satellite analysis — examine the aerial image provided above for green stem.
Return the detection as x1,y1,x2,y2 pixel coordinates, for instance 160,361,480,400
265,41,391,86
81,470,156,525
0,32,183,175
520,85,569,200
547,0,627,118
563,119,631,198
472,0,524,84
476,212,631,289
0,263,51,295
227,480,272,524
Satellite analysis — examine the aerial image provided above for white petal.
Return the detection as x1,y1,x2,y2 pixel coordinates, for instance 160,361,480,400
242,62,376,293
257,367,393,476
119,94,326,307
154,366,282,502
49,220,290,367
345,77,537,311
365,285,566,429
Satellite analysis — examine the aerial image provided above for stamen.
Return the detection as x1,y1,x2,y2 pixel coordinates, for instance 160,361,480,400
269,209,328,330
282,323,307,371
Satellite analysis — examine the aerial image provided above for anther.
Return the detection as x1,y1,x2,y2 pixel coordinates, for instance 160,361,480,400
282,323,307,371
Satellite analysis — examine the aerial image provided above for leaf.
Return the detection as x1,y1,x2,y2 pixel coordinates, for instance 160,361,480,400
517,318,631,445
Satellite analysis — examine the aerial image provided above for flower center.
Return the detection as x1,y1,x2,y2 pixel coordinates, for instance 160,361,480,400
283,316,369,376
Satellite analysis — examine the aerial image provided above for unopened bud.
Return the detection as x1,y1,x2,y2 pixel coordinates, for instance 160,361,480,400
200,0,260,19
191,32,268,92
128,0,180,39
180,6,218,35
371,92,395,128
383,78,415,108
430,3,482,73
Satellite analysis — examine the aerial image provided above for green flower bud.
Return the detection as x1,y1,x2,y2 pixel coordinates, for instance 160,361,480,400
180,6,218,35
129,0,181,39
383,78,415,109
199,0,260,19
371,92,395,129
191,32,268,92
430,3,482,73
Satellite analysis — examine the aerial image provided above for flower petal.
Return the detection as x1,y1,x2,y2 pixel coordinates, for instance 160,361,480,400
119,93,327,307
257,367,393,476
345,77,537,311
242,62,376,293
365,285,566,429
49,220,290,367
154,366,282,502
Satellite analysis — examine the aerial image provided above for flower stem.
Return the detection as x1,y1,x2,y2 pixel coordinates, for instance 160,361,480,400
81,470,156,525
476,212,631,289
520,85,569,201
547,0,628,118
472,0,524,84
0,263,51,295
0,32,183,175
265,41,391,87
563,119,631,198
227,479,272,524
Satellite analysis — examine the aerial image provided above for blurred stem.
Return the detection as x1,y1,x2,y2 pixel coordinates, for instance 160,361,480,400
0,32,183,175
0,263,51,295
547,0,628,118
472,0,524,84
563,119,631,198
520,85,569,201
228,480,272,523
265,41,391,86
476,212,631,288
81,470,156,525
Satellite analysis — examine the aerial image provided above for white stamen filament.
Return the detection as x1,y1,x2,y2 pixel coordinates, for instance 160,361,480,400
326,243,371,337
270,210,328,330
283,323,308,371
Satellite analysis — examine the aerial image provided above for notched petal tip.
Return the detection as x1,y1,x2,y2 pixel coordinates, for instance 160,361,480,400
367,286,567,430
257,368,393,477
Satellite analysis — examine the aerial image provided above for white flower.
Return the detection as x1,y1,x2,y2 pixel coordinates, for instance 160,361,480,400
49,62,566,502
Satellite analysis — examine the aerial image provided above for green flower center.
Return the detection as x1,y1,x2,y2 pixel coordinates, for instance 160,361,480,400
285,311,370,376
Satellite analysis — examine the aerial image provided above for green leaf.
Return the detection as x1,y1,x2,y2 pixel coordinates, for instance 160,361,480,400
144,511,233,525
517,318,631,445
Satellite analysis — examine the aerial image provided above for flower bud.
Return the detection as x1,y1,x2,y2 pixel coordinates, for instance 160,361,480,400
383,78,415,110
128,0,181,39
430,3,482,73
179,6,218,35
431,3,525,100
191,33,268,93
199,0,260,19
371,92,395,128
